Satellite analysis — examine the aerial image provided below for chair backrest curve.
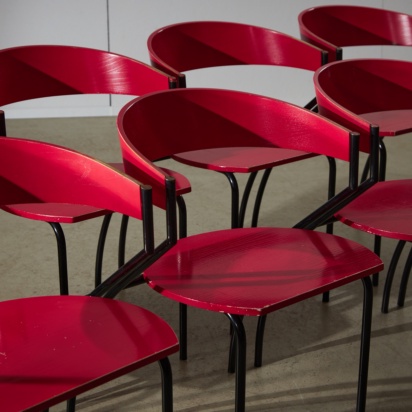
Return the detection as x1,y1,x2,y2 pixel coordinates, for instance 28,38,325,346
0,136,147,220
0,44,176,107
299,5,412,61
117,88,356,208
314,58,412,148
148,21,327,86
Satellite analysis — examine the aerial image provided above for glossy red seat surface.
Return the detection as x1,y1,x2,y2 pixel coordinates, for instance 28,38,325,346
298,5,412,61
0,296,177,412
0,136,179,411
146,227,380,315
335,180,412,241
314,58,412,312
334,179,412,313
118,88,383,412
0,44,178,294
148,21,329,229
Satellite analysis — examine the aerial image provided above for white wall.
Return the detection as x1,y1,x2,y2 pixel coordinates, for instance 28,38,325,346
1,0,412,118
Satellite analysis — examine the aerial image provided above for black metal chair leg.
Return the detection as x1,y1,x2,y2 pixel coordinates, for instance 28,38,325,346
94,214,112,287
397,245,412,307
66,398,76,412
179,303,188,360
159,358,174,412
118,214,129,268
177,196,187,239
49,223,69,295
223,172,240,229
357,276,373,412
251,168,272,228
382,240,406,313
303,96,318,112
360,155,371,183
254,315,267,368
325,156,336,236
177,196,188,361
226,313,247,412
372,236,382,286
238,171,258,228
0,110,6,135
228,329,236,374
322,156,337,303
378,138,387,182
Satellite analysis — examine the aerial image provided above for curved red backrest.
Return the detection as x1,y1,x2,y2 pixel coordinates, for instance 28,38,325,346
148,21,326,82
314,58,412,149
299,5,412,61
117,88,354,208
0,45,176,107
0,136,146,220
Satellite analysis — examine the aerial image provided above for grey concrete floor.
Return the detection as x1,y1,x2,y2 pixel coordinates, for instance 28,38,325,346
2,116,411,411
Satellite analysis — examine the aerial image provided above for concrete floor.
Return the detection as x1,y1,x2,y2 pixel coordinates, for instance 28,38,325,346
2,116,411,411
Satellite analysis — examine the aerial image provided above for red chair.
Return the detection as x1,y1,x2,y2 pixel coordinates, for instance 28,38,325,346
314,58,412,312
0,136,178,412
147,21,332,230
299,5,412,182
298,5,412,62
0,44,179,294
117,88,383,412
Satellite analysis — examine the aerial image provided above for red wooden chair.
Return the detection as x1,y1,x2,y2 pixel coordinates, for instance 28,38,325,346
299,5,412,181
0,136,178,412
314,58,412,312
298,5,412,62
117,87,383,412
147,21,333,230
0,44,179,294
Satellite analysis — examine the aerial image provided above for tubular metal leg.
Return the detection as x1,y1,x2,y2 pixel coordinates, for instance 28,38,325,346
177,197,188,361
254,314,267,368
66,398,76,412
94,214,112,287
398,246,412,307
251,168,272,228
179,303,188,360
226,313,247,412
372,236,382,286
360,155,371,183
223,172,240,229
177,196,187,239
378,138,387,182
238,171,258,228
382,240,406,313
0,110,6,135
325,156,336,236
357,276,373,412
159,358,174,412
49,222,69,295
322,156,337,303
118,214,129,268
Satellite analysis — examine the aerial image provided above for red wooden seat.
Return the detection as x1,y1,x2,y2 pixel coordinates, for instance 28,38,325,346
117,88,383,412
314,58,412,312
298,5,412,62
0,136,179,411
147,21,331,229
0,44,179,294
